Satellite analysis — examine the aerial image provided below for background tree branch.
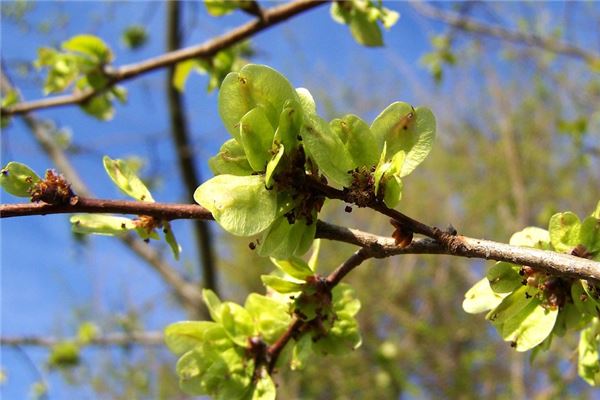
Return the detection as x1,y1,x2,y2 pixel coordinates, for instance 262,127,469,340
412,2,600,64
0,0,328,117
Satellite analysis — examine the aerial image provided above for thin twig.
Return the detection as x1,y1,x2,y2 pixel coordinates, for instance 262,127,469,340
1,331,164,347
412,2,600,64
0,197,213,220
1,0,327,117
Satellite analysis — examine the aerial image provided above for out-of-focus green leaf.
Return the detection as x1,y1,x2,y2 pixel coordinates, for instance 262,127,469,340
122,25,148,50
62,34,112,64
261,275,304,294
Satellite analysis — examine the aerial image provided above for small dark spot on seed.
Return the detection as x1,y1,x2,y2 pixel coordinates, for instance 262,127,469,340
248,242,256,250
144,238,150,243
344,205,352,213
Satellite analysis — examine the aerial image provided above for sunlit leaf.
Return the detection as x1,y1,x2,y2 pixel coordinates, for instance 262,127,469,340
371,102,436,177
208,138,254,176
70,214,135,236
261,275,304,294
239,106,275,171
219,64,298,141
463,278,509,314
301,113,353,187
103,156,154,201
194,174,278,236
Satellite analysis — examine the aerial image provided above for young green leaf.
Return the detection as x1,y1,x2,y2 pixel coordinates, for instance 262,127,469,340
121,25,148,50
194,174,278,236
274,99,303,155
261,275,304,294
103,156,154,202
0,161,41,197
164,321,224,355
244,294,291,343
486,286,535,325
295,87,316,115
301,113,353,187
258,217,314,259
290,334,312,370
265,144,284,189
463,278,509,314
371,102,436,177
70,214,135,236
330,114,379,168
62,34,112,64
219,64,298,141
549,212,582,253
486,262,522,293
162,221,181,260
239,106,275,171
203,289,224,323
348,8,383,47
270,257,314,281
251,375,276,400
80,93,114,120
208,138,254,176
47,341,80,369
220,303,254,347
509,226,551,249
498,297,558,352
580,216,600,258
578,320,600,386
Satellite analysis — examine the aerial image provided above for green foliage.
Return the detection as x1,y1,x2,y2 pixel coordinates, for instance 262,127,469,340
165,289,289,399
121,25,148,50
173,42,252,92
464,204,600,383
33,33,126,120
330,0,399,47
196,64,435,257
0,161,41,197
166,245,362,398
203,0,256,17
48,341,80,369
420,34,456,83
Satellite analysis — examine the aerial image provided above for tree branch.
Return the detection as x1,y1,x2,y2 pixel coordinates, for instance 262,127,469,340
0,331,164,347
412,2,600,64
0,0,327,117
2,198,598,281
0,197,212,220
166,0,217,293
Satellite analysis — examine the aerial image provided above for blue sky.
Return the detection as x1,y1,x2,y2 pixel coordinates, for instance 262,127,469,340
1,1,598,398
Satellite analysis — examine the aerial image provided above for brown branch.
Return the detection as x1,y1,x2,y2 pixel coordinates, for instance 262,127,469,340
266,317,302,374
2,197,598,281
0,197,213,220
412,2,600,64
0,331,164,347
166,0,218,293
1,0,328,117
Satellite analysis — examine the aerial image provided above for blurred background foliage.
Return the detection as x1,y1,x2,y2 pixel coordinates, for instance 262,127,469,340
1,1,599,399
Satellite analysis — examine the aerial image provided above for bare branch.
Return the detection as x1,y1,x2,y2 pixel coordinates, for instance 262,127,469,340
1,0,327,117
1,331,164,347
412,2,600,64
